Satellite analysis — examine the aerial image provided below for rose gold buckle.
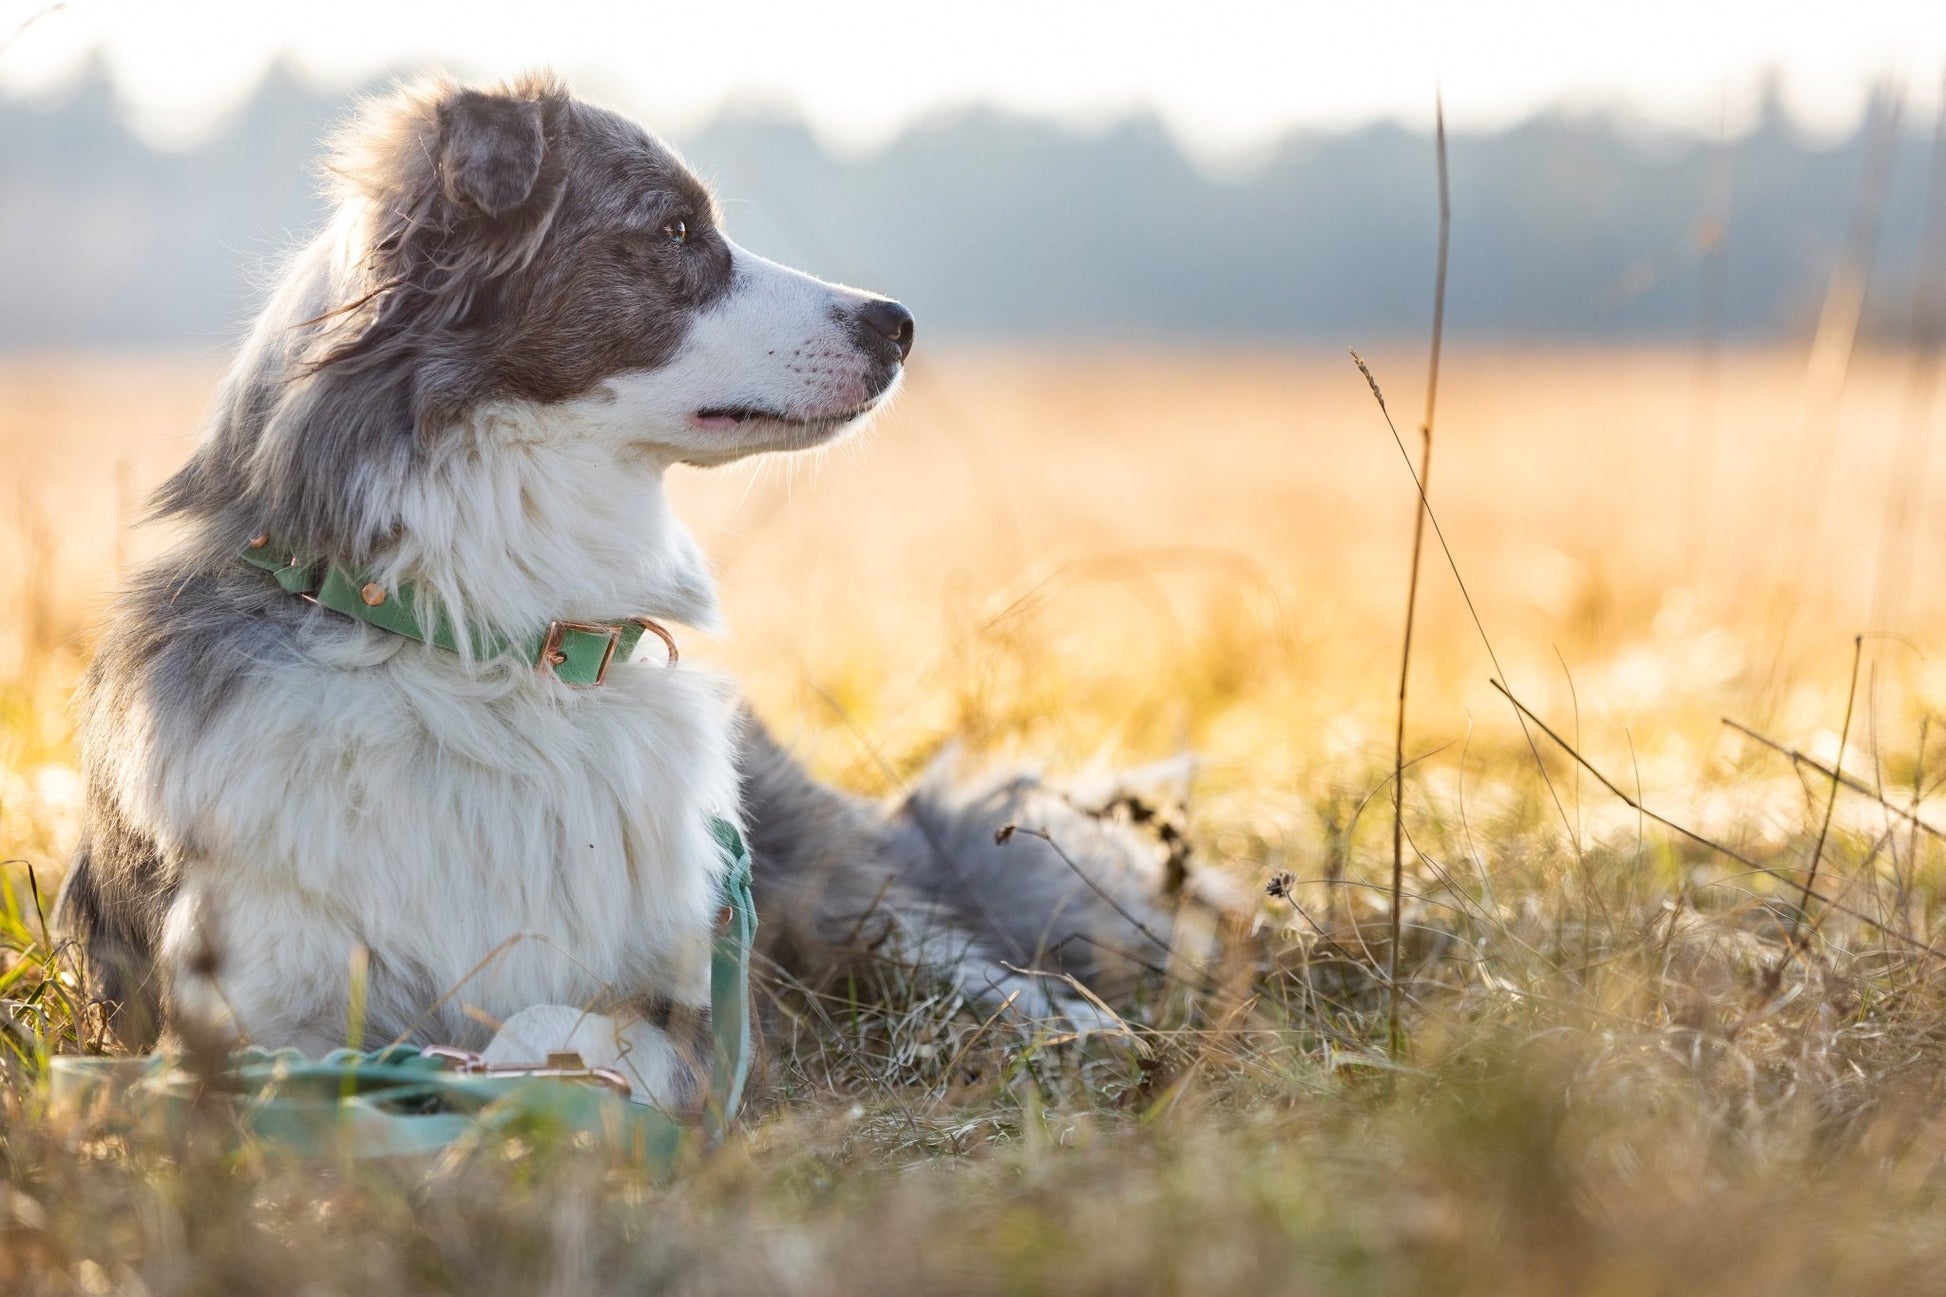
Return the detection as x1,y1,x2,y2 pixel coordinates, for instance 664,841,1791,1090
539,620,625,686
419,1045,633,1097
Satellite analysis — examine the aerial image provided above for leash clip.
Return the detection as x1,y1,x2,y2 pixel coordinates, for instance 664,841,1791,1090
628,616,679,668
419,1045,634,1097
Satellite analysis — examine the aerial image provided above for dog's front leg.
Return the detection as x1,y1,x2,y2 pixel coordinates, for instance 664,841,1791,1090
155,875,359,1057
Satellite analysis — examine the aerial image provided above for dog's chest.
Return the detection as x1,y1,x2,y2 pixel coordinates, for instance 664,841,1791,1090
182,647,743,1010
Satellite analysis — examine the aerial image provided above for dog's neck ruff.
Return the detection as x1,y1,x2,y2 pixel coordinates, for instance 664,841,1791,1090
241,537,679,687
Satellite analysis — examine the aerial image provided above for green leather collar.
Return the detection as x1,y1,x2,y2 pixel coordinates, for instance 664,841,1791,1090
241,538,678,686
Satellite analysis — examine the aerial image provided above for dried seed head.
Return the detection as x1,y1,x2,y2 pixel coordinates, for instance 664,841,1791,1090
1349,349,1388,411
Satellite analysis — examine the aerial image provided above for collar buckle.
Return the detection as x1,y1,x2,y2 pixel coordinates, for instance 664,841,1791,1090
540,620,625,686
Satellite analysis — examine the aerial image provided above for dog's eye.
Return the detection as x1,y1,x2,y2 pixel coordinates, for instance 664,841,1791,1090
662,219,688,246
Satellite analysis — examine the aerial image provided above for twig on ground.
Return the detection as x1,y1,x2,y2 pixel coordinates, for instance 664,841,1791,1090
1488,677,1946,961
1723,715,1946,846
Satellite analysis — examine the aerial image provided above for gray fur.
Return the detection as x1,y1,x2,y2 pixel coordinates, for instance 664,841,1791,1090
440,90,548,216
739,719,1175,1025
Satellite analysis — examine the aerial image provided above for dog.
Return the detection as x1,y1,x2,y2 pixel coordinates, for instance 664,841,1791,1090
55,73,1177,1110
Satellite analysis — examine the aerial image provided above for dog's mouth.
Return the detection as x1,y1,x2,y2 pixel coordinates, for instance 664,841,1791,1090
689,401,879,434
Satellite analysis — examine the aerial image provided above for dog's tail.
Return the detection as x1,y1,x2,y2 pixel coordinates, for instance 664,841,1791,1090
738,713,1188,1032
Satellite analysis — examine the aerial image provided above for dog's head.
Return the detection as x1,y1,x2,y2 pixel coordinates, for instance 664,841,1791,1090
163,73,912,555
328,72,913,459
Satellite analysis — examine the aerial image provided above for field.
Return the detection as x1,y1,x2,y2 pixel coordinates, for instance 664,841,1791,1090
6,344,1946,1294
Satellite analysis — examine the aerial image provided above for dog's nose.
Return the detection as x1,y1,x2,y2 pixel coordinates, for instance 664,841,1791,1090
857,298,915,361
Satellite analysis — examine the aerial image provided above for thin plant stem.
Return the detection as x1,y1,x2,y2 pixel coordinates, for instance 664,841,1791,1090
1386,90,1448,1060
1351,353,1582,908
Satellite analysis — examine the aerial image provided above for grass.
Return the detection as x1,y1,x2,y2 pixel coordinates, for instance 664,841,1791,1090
5,344,1946,1294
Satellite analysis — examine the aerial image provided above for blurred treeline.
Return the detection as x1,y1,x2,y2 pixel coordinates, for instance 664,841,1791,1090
2,58,1941,347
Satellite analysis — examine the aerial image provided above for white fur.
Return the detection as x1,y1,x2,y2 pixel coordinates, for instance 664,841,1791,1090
137,453,743,1051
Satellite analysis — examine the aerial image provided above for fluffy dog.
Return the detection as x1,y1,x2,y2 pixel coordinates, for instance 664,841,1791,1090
55,73,1174,1109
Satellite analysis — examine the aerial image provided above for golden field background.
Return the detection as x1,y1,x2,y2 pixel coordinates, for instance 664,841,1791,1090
4,345,1942,878
8,345,1946,1295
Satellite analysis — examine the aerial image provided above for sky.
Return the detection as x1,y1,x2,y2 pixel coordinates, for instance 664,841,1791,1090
3,0,1945,154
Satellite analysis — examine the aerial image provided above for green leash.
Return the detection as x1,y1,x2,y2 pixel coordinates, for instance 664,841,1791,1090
49,821,759,1162
52,1045,689,1162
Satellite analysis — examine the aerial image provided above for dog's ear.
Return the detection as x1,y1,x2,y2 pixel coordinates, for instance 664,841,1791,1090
210,76,568,559
438,90,547,217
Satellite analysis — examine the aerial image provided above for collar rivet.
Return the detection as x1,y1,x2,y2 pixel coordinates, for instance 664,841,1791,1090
360,583,386,607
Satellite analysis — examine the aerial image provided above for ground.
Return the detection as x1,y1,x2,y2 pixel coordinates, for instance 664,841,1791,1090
4,345,1946,1295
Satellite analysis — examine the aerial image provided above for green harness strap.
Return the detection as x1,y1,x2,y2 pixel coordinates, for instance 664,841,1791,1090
705,817,757,1138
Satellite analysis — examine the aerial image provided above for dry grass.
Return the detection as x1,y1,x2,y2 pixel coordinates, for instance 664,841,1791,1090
5,344,1946,1294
